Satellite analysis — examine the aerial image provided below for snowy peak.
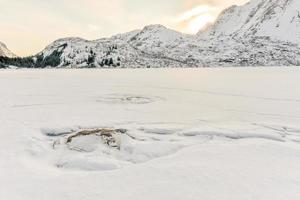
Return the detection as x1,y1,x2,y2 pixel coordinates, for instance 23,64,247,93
51,37,88,45
129,24,186,44
128,24,188,54
0,41,17,58
110,29,141,42
41,37,90,55
201,0,300,43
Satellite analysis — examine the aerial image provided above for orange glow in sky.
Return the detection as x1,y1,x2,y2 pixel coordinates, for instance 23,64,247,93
174,5,218,33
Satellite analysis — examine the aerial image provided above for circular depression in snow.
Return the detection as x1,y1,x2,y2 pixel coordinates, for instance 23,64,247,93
96,94,163,104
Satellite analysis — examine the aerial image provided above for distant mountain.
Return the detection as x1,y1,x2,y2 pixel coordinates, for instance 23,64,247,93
2,0,300,68
0,42,16,58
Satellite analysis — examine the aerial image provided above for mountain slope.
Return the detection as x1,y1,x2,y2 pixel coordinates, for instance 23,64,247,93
200,0,300,43
35,25,196,68
0,42,16,58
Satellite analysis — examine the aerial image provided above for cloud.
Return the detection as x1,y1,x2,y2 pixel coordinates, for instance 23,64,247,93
175,5,217,22
172,4,219,34
183,0,249,9
172,0,249,34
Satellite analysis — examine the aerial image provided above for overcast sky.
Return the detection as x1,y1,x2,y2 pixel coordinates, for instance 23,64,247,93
0,0,249,56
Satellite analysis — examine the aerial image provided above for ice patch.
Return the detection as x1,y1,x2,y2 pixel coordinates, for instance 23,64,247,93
138,127,177,135
41,127,78,137
96,94,163,104
178,130,285,142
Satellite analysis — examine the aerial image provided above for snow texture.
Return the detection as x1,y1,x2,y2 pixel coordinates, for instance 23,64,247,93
0,68,300,200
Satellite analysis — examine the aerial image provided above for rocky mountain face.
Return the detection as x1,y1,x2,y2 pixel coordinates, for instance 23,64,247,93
0,42,16,58
2,0,300,68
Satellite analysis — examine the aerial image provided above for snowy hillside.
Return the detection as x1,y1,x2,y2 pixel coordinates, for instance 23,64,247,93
201,0,300,43
35,25,196,68
0,41,16,58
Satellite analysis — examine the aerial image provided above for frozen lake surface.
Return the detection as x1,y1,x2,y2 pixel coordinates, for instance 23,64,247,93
1,67,300,200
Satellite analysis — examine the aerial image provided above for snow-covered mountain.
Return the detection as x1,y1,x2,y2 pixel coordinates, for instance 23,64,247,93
200,0,300,43
0,41,16,58
35,25,197,68
30,0,300,68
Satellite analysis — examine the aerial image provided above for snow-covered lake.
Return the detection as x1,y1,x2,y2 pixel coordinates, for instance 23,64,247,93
1,67,300,200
